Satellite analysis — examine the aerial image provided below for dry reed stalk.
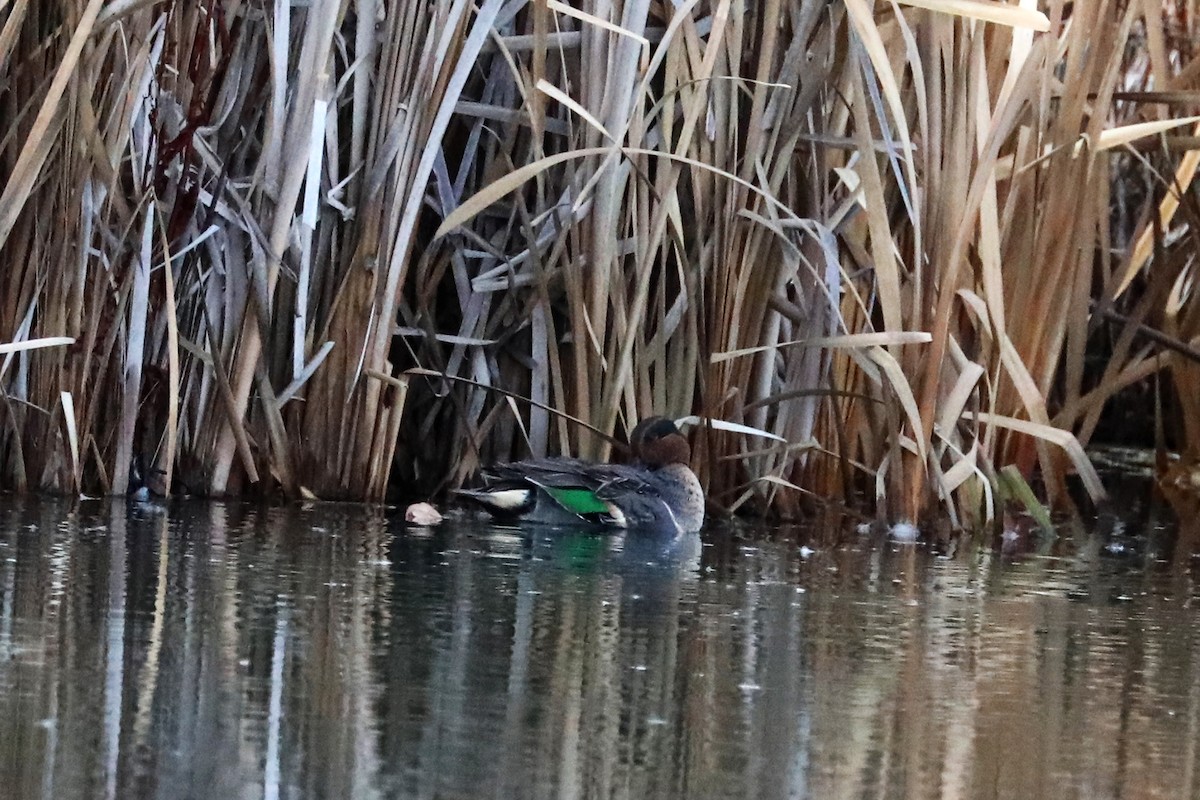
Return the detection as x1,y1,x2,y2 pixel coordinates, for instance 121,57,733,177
0,1,1194,524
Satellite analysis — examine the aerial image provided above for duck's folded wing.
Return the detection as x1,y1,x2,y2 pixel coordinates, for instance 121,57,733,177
482,459,639,525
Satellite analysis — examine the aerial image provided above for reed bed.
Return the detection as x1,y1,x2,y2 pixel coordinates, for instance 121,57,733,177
0,0,1195,525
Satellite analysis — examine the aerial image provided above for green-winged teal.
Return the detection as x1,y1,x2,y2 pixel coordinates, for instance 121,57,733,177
457,416,704,533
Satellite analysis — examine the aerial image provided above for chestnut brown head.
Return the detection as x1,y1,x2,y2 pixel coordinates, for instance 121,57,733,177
629,416,691,468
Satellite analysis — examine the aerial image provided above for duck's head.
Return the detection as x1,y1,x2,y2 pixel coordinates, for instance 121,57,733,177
629,416,691,468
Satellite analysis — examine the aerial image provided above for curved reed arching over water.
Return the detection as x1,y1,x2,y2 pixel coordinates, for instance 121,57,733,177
0,1,1196,525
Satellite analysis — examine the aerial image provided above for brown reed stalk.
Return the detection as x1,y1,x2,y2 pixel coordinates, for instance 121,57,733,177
0,0,1194,525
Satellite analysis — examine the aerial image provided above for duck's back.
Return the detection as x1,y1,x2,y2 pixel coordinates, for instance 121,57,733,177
483,457,627,489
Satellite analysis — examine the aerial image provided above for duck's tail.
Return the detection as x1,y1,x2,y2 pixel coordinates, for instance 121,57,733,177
452,487,535,517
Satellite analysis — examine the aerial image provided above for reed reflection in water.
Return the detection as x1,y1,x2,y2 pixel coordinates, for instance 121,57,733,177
0,498,1197,799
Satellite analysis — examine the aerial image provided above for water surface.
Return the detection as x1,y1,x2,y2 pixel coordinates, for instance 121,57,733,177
0,494,1197,799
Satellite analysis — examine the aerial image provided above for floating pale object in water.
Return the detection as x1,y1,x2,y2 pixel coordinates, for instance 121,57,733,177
405,502,443,526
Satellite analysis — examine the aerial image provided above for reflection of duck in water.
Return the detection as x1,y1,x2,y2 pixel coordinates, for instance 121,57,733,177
522,528,703,578
457,417,704,533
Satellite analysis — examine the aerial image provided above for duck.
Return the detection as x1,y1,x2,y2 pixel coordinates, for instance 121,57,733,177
456,416,705,533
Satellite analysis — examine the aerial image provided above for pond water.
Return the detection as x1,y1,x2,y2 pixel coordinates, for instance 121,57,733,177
0,489,1197,800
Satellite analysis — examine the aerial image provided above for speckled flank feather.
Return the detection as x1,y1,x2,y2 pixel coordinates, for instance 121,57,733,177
653,463,705,532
